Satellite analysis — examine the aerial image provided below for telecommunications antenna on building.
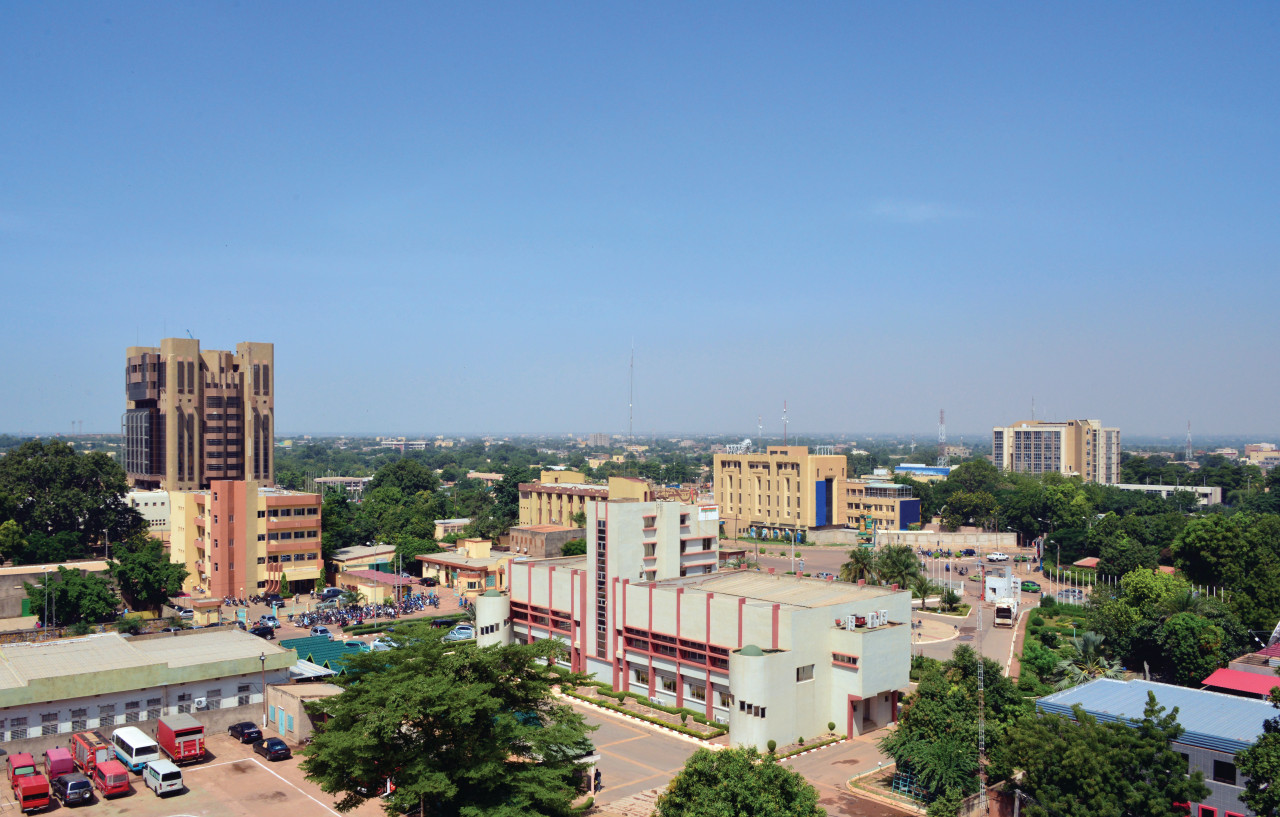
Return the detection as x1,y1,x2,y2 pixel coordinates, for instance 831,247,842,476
936,409,949,468
758,416,763,452
628,342,634,445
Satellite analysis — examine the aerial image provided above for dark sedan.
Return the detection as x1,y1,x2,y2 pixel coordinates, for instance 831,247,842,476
229,722,263,744
253,737,291,761
249,624,275,640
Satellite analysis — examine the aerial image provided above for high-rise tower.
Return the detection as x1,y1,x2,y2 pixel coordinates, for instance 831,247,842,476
124,338,275,491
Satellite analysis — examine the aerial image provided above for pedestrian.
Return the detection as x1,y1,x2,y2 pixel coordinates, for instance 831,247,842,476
594,768,602,792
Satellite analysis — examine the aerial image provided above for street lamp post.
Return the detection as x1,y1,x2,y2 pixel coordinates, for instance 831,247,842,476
259,652,267,727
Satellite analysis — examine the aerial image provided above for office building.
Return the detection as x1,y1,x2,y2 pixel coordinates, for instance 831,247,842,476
842,480,921,532
1112,483,1223,506
169,480,323,599
1038,678,1271,816
125,490,172,542
713,446,848,540
991,420,1121,484
518,471,652,526
475,498,911,750
124,338,274,491
508,525,584,558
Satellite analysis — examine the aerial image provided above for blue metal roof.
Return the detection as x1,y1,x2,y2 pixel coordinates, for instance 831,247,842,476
1037,679,1275,755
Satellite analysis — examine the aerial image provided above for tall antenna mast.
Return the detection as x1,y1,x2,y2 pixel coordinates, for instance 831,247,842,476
1185,421,1193,462
937,410,949,468
628,343,634,445
757,416,763,452
976,575,987,814
910,435,916,455
782,402,789,446
1031,396,1035,422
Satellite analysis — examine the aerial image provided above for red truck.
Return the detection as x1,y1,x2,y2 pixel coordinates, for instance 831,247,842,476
69,730,112,775
6,753,50,813
157,713,206,764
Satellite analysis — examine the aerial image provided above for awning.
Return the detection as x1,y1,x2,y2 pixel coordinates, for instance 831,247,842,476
1202,668,1280,697
282,565,323,581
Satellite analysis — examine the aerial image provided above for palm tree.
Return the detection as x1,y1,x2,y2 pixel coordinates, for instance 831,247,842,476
874,544,922,589
839,547,876,584
1159,589,1207,621
909,575,937,610
1053,631,1124,690
339,589,366,608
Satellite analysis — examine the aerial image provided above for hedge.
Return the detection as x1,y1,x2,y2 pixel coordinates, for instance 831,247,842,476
562,689,727,739
777,734,845,759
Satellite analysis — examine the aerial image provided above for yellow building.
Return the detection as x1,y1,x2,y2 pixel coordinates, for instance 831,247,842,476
517,471,651,526
713,446,847,540
417,538,513,598
992,420,1121,485
842,480,922,532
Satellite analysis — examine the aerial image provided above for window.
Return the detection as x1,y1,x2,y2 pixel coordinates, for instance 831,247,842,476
719,691,732,707
71,708,87,731
689,683,706,701
634,668,649,685
258,510,266,518
796,664,814,682
206,688,223,709
41,712,59,736
661,676,677,693
177,694,192,714
147,698,161,720
97,705,115,726
1212,759,1237,785
238,684,252,706
125,701,141,723
10,716,27,739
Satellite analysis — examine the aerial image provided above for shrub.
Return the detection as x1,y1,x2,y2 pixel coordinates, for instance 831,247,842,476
828,721,836,732
767,739,777,753
1030,615,1045,627
1040,631,1059,649
798,736,805,746
69,621,94,636
1039,594,1056,609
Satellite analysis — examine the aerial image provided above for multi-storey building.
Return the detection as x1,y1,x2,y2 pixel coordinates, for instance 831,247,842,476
124,338,274,491
991,420,1121,484
713,446,848,540
518,471,651,526
475,498,911,750
842,480,921,532
169,480,323,598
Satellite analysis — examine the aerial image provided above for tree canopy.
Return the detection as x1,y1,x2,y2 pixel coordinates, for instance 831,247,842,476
654,747,824,817
24,566,120,626
109,536,188,613
301,623,595,816
1007,692,1209,817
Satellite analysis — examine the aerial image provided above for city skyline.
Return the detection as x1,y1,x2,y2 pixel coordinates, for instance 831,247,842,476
3,5,1278,436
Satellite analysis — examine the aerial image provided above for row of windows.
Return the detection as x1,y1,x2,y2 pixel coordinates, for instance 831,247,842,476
0,686,252,740
257,507,319,518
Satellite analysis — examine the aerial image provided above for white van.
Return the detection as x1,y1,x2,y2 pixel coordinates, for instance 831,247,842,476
111,726,160,772
143,759,183,796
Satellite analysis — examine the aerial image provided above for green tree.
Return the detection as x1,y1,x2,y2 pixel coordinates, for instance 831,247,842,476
1052,632,1125,690
1238,683,1280,817
1157,613,1226,687
569,511,587,528
873,544,920,589
24,566,120,626
1007,692,1209,817
368,458,440,496
654,746,824,817
1096,532,1158,577
109,536,188,613
301,624,595,816
560,539,586,557
0,520,26,564
393,535,443,566
0,439,144,543
838,547,875,583
910,574,937,610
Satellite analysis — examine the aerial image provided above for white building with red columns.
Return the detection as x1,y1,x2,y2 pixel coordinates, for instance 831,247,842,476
474,498,912,749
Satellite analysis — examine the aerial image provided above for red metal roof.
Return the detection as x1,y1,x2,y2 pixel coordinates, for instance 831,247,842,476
1257,643,1280,659
1072,557,1100,568
1202,668,1280,697
342,569,417,587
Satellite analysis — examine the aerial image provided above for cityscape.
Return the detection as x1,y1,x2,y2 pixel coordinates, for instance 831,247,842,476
2,5,1279,817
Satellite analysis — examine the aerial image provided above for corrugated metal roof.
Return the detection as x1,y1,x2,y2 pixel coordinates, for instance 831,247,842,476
1037,678,1274,754
1202,668,1280,697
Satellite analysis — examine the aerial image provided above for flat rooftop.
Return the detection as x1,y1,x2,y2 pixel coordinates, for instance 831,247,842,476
1038,678,1274,754
332,544,398,561
515,525,579,533
656,571,900,609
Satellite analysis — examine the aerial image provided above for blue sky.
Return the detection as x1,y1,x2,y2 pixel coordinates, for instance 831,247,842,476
2,4,1277,437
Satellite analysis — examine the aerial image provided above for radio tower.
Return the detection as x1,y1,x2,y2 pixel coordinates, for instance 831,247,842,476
937,410,949,468
910,435,916,456
1185,421,1193,462
782,401,789,446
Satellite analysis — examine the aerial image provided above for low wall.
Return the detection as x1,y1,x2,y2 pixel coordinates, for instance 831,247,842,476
808,528,862,546
875,531,1017,550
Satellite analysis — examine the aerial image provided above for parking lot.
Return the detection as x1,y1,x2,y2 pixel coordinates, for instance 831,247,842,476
1,733,384,817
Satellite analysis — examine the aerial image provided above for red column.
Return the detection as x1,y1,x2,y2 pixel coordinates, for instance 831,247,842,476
771,603,780,650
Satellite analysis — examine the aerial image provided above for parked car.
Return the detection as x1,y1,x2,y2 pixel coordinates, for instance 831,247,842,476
310,625,333,640
263,593,284,606
143,759,183,796
50,772,94,807
315,599,339,612
815,572,835,580
1057,588,1085,601
959,548,977,557
228,722,262,744
249,625,275,640
261,615,280,628
253,738,291,762
986,552,1010,562
419,577,438,587
319,587,343,600
1020,581,1042,593
369,636,395,652
442,624,475,643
